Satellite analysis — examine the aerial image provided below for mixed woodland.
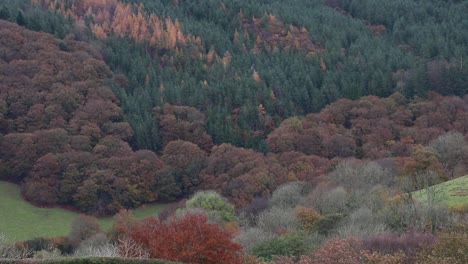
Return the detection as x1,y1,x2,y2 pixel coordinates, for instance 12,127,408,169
0,0,467,263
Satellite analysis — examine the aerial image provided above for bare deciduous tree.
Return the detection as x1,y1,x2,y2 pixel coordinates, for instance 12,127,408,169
0,233,32,259
117,237,149,259
234,227,275,253
330,159,394,191
269,181,306,209
430,131,468,179
257,207,299,234
73,233,120,258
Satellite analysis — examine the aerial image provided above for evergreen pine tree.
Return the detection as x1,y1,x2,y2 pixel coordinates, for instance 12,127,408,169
16,9,25,26
0,6,10,20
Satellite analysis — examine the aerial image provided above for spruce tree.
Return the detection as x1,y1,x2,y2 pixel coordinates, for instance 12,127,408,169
16,9,25,26
0,6,10,20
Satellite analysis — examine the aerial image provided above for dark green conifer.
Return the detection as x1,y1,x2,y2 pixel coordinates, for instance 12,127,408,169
16,9,26,26
0,6,10,20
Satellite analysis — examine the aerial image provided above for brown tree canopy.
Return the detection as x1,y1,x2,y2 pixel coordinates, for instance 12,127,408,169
1,20,467,215
155,104,214,151
267,93,468,160
200,143,288,207
0,21,176,215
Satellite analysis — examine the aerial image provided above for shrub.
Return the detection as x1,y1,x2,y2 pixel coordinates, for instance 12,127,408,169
295,206,321,232
417,225,468,264
117,213,243,264
34,248,62,259
336,207,387,237
257,207,298,234
73,243,120,258
380,199,427,232
23,237,54,252
117,236,149,259
69,215,101,248
77,233,109,249
450,203,468,214
0,233,32,259
49,236,73,255
240,197,269,225
305,185,348,214
234,228,275,254
157,200,187,222
312,237,362,264
269,182,306,209
243,255,269,264
330,160,394,191
109,210,139,241
422,203,453,233
186,191,236,221
360,250,406,264
251,233,309,260
361,232,435,262
224,221,240,234
271,255,313,264
176,207,224,223
74,233,119,258
40,258,178,263
312,213,346,235
430,131,468,179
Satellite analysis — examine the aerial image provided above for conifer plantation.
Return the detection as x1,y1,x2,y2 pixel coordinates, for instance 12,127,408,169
0,0,467,263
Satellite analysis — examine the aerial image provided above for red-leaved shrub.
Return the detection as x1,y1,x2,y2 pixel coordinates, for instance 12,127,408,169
312,237,361,264
117,213,243,263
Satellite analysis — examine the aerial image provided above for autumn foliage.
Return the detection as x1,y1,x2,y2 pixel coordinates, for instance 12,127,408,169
295,206,322,232
38,0,184,43
267,93,468,162
200,143,289,207
243,14,323,55
1,1,468,262
34,0,204,54
0,21,172,215
1,18,467,214
156,104,214,151
312,237,362,264
116,213,243,264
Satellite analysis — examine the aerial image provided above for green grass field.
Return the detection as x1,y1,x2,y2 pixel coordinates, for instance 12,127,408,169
413,175,468,208
0,181,167,242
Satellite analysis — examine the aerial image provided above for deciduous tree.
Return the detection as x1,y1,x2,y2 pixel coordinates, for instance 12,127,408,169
430,131,468,179
117,213,243,264
186,191,236,222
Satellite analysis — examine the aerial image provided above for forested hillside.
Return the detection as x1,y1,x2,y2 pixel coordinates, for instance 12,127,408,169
0,20,181,216
0,0,467,214
1,0,466,151
1,0,468,263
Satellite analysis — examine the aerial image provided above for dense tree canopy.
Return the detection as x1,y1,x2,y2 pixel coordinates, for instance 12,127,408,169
0,20,174,215
12,0,465,152
0,0,467,215
0,1,467,262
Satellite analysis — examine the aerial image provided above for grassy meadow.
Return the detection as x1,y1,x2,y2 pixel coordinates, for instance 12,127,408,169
0,181,167,242
413,175,468,209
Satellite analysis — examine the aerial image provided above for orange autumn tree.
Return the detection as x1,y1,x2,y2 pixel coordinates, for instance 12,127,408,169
117,213,243,264
35,0,203,53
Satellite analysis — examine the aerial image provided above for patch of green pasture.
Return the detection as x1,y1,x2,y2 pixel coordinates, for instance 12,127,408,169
413,175,468,207
0,181,167,243
132,203,166,219
98,203,167,231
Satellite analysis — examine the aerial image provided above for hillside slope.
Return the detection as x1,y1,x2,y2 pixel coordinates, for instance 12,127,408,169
0,20,178,215
0,181,167,242
413,175,468,209
0,0,467,216
4,0,466,151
